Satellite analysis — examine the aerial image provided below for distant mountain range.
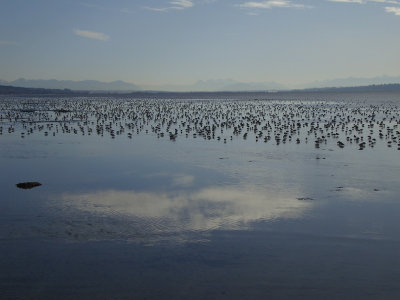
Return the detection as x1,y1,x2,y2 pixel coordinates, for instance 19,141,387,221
305,75,400,89
0,78,141,91
0,78,285,92
0,85,78,95
292,83,400,93
142,79,286,92
0,76,400,92
2,83,400,95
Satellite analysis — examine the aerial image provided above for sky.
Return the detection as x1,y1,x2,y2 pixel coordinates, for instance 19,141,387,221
1,0,400,88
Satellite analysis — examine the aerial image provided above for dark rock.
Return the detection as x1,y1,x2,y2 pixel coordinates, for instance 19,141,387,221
16,182,42,189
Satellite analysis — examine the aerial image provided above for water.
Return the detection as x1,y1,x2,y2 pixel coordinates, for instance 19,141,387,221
1,92,400,298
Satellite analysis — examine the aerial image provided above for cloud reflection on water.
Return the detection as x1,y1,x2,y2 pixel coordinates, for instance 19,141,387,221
59,185,311,234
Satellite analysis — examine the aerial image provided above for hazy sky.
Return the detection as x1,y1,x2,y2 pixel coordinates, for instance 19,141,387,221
1,0,400,87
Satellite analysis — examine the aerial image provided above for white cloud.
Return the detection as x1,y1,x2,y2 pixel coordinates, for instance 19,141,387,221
145,0,194,12
239,1,308,9
327,0,363,3
74,29,109,41
144,6,169,11
369,0,400,3
170,0,194,8
385,6,400,14
238,0,400,10
327,0,400,3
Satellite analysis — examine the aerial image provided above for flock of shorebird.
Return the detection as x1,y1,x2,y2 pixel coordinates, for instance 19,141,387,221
0,97,399,150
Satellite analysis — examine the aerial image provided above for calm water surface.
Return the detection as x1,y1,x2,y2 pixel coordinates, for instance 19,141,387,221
1,92,400,299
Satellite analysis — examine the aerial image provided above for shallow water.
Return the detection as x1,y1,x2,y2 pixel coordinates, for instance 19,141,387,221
1,92,400,299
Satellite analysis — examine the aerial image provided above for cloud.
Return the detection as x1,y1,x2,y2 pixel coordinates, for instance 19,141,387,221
239,1,309,9
74,29,109,41
144,6,170,11
327,0,363,3
170,0,194,8
371,0,400,3
385,6,400,14
327,0,400,3
327,0,400,15
239,0,400,9
145,0,194,12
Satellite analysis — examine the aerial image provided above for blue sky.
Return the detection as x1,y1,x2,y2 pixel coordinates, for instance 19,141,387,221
1,0,400,88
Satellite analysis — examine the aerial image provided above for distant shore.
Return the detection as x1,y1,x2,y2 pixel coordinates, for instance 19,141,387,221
1,83,400,96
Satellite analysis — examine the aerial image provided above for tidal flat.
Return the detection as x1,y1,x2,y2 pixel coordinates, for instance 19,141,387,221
1,91,400,299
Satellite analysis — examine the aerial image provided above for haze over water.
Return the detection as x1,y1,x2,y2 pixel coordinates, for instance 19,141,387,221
1,91,400,298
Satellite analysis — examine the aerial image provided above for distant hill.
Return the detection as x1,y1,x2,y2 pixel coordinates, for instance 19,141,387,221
292,83,400,93
191,79,285,91
305,75,400,89
1,78,141,91
142,79,285,92
0,85,78,95
2,76,400,92
1,83,400,95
